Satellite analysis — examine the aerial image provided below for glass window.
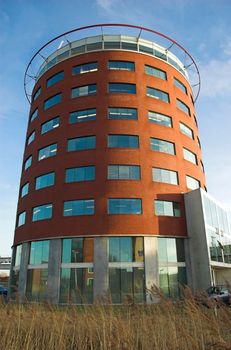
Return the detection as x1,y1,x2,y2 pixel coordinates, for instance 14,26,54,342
33,87,41,101
35,172,55,190
17,211,26,226
197,137,201,149
69,108,96,123
71,84,96,98
30,108,38,122
154,200,181,217
38,143,57,161
20,183,29,197
41,117,60,134
14,245,22,267
109,237,144,262
145,65,167,80
121,42,137,50
152,168,178,185
150,138,175,155
159,266,186,298
183,148,197,164
108,107,137,120
158,238,181,263
27,131,35,145
148,111,172,127
174,78,187,94
180,122,194,139
29,240,50,264
67,136,96,152
60,268,93,304
108,165,140,180
65,166,95,182
109,83,136,94
32,204,53,221
24,156,32,170
147,87,169,102
72,62,97,75
63,199,94,216
108,61,135,71
177,99,191,116
108,135,139,148
108,198,142,214
186,175,200,189
47,71,64,88
26,269,48,301
44,93,61,110
62,238,94,263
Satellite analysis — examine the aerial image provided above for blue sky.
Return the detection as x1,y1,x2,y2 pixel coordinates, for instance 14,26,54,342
0,0,231,256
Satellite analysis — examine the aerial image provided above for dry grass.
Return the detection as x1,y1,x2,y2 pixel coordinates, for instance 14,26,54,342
0,289,231,350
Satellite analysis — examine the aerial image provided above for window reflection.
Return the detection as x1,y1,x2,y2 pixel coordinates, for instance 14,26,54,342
26,269,48,301
62,238,93,263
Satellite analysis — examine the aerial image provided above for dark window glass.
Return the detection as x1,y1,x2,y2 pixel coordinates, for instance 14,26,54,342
176,99,191,116
72,62,97,75
17,211,26,226
104,41,120,49
148,111,172,127
69,109,96,123
33,87,41,101
145,65,167,80
26,269,48,302
63,199,94,216
108,135,139,148
47,71,64,88
65,166,95,182
108,107,137,120
174,78,187,94
154,200,181,217
139,45,153,54
30,108,38,122
108,198,142,214
32,204,53,221
147,87,169,102
121,42,137,50
150,138,175,155
35,172,55,190
27,131,35,145
41,117,60,134
44,93,61,110
71,84,96,98
109,83,136,94
108,61,135,71
29,240,50,264
24,156,32,170
108,165,140,180
152,168,178,185
155,50,167,60
20,183,29,197
38,144,57,161
67,136,96,152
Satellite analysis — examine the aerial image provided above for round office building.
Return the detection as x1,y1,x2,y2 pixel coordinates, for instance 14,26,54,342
10,24,206,304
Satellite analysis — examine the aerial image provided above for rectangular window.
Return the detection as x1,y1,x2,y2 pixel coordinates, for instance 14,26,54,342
186,175,200,190
154,200,181,217
44,93,62,110
108,165,140,180
108,135,139,148
174,78,187,94
145,65,167,80
41,116,60,134
180,122,193,139
150,138,175,155
152,168,178,185
29,240,50,264
108,198,142,214
177,99,191,116
109,83,136,94
47,71,64,88
109,237,144,262
32,204,53,221
69,108,96,123
27,131,35,145
72,62,97,75
62,237,94,263
67,136,96,152
33,87,41,101
63,199,94,216
65,166,95,183
108,107,137,120
108,61,135,71
35,172,55,190
71,84,96,98
24,156,32,170
20,183,29,197
148,111,172,127
147,87,169,102
17,211,26,226
183,148,197,164
30,108,38,122
38,143,57,161
26,269,48,302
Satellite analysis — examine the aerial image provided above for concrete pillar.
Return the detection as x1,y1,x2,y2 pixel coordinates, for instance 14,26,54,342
47,239,62,304
93,237,109,302
144,236,159,304
18,242,30,302
184,238,193,290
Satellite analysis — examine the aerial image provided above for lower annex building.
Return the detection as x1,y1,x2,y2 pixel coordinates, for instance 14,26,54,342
9,24,231,304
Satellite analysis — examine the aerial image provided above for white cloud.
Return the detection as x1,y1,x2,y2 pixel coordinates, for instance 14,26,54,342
96,0,117,11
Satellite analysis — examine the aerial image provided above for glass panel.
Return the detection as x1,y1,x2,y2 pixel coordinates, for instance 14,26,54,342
150,138,175,155
32,204,53,221
154,200,181,217
121,42,137,50
177,99,190,116
35,172,55,190
104,41,120,49
71,84,96,98
108,135,139,148
152,168,178,185
41,117,60,134
67,136,96,151
38,144,57,160
72,62,97,75
47,71,64,88
108,165,140,180
108,61,135,71
63,199,94,216
69,109,96,123
180,123,193,139
17,211,26,226
186,175,200,190
62,238,93,263
183,148,197,164
44,93,62,110
148,111,172,127
168,266,179,297
176,239,185,262
26,269,48,301
30,108,38,122
65,166,95,182
159,266,169,297
108,107,137,120
147,87,169,102
33,87,41,101
174,78,187,94
108,198,142,214
158,238,168,263
109,83,136,94
27,131,35,145
145,65,167,80
20,183,29,197
29,240,50,264
24,156,32,170
167,238,177,262
14,245,22,266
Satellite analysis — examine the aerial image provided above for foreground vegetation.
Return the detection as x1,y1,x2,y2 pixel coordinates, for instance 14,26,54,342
0,289,231,350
